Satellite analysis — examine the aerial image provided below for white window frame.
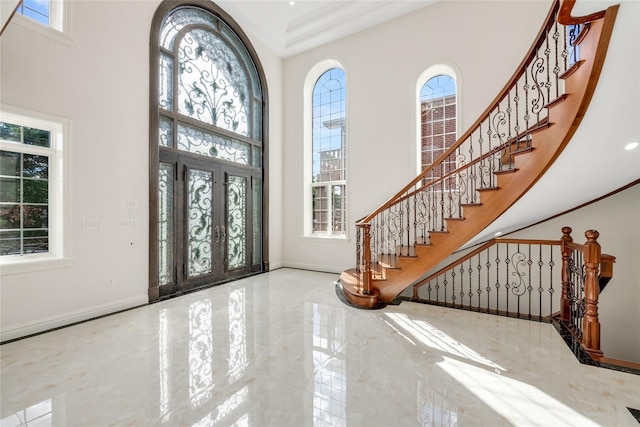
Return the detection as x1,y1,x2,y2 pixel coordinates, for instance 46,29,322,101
11,0,73,45
0,105,72,275
303,60,349,240
310,181,347,238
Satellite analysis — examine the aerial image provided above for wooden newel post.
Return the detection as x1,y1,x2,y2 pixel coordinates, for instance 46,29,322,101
361,223,372,295
560,226,573,322
582,230,603,356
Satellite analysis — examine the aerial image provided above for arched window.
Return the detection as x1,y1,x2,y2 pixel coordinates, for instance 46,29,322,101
149,1,267,300
310,67,346,237
419,73,457,171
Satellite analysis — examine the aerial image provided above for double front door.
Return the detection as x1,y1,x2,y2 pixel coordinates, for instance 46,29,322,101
158,154,261,298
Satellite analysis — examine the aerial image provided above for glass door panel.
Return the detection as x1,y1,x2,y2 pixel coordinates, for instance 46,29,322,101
158,162,174,286
226,173,247,271
157,156,257,297
187,168,214,278
252,178,262,267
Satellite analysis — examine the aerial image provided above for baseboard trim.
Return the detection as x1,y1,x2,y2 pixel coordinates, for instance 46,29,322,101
1,295,148,343
268,260,284,270
282,262,344,274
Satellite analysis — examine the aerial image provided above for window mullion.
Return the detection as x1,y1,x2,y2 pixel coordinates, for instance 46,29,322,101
19,153,24,255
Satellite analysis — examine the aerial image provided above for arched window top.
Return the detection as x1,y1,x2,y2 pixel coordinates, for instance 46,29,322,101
160,7,217,49
158,5,262,140
420,74,456,104
313,68,345,97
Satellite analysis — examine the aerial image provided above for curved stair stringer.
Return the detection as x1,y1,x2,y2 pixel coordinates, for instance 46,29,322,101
341,4,619,307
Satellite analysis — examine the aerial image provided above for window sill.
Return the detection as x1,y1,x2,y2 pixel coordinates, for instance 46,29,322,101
301,235,350,243
1,256,74,276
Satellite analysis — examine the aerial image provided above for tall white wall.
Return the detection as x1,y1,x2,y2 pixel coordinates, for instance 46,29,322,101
0,1,284,341
282,1,551,272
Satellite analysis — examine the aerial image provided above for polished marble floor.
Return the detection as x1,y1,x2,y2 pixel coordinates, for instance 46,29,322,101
1,268,639,426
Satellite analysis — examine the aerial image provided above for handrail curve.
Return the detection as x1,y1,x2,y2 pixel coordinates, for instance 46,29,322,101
559,0,606,25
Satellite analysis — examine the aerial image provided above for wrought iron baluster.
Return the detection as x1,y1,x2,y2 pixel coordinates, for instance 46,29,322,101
524,63,531,132
406,196,411,253
356,225,361,273
459,263,465,308
451,267,457,308
549,245,555,317
527,244,533,320
505,244,511,315
429,182,436,234
486,248,492,311
538,244,544,320
495,244,501,312
476,255,483,312
514,80,520,150
552,17,561,99
413,191,418,247
467,261,474,308
544,26,552,112
443,272,448,306
439,165,445,231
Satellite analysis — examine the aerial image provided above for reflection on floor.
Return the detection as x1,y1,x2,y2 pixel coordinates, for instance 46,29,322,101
1,268,638,426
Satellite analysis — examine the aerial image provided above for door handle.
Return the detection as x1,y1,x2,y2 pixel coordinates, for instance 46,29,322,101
220,225,226,242
215,225,220,243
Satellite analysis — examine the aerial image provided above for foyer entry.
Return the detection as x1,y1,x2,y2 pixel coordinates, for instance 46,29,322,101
149,1,267,300
157,155,262,298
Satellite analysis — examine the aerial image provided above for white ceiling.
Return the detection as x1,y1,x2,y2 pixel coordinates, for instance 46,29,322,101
215,0,437,58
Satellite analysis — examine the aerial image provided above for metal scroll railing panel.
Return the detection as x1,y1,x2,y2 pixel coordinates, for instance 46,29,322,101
411,238,562,322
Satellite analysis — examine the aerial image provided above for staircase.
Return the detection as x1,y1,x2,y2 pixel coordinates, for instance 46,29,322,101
340,0,620,309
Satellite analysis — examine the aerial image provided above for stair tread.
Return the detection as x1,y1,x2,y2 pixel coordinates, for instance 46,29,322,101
494,168,518,175
415,236,432,245
511,146,534,155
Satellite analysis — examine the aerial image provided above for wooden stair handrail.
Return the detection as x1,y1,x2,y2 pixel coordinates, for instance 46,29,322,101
599,253,616,292
559,0,607,25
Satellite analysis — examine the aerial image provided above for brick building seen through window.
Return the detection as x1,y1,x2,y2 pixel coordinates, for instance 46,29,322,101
420,75,457,179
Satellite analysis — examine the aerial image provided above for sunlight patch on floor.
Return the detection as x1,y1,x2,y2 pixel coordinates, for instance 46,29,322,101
383,312,506,372
438,356,600,427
